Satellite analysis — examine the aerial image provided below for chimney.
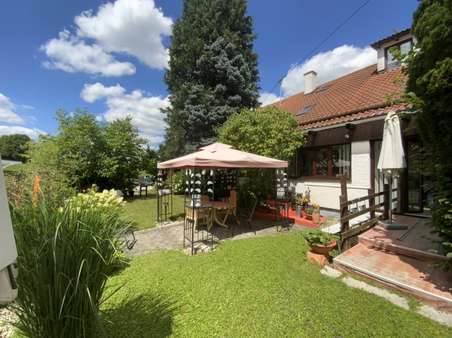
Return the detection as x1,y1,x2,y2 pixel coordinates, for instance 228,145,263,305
304,70,317,94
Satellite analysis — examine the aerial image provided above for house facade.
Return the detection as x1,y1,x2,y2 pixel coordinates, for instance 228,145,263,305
271,29,432,213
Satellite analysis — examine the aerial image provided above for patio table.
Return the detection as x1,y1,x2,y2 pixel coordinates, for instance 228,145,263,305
203,201,231,228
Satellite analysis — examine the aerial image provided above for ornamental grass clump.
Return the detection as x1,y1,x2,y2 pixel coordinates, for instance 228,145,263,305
11,189,132,338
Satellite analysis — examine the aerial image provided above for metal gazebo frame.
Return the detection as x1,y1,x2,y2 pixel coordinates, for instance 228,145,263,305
156,143,289,255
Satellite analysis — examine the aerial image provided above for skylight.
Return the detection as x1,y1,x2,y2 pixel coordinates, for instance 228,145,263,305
297,104,314,115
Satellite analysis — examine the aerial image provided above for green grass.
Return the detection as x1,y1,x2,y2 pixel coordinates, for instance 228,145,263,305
102,232,450,337
123,193,186,230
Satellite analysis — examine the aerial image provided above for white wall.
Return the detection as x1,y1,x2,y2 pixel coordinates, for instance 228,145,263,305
291,141,372,210
0,161,17,271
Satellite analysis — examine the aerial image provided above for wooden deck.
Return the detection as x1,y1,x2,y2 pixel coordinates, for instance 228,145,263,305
334,215,452,310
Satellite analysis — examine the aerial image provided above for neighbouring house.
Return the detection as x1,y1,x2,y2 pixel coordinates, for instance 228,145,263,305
271,29,432,213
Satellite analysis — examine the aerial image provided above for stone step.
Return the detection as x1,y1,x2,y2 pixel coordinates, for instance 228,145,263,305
334,243,452,307
358,226,446,263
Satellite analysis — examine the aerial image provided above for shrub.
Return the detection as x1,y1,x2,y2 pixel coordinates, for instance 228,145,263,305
302,229,338,246
11,190,132,337
218,107,306,203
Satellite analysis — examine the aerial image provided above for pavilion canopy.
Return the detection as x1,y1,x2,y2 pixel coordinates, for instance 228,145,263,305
157,142,288,169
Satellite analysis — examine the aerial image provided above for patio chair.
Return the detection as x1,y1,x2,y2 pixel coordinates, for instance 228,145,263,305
185,204,213,230
237,193,258,233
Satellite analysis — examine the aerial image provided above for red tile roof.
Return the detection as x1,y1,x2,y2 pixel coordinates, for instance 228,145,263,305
270,64,409,130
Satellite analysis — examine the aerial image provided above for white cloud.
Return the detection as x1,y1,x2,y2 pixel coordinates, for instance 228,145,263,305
281,45,376,96
81,82,125,103
41,0,172,76
0,125,45,139
0,93,25,124
41,30,136,77
258,92,281,107
76,0,172,69
81,82,169,145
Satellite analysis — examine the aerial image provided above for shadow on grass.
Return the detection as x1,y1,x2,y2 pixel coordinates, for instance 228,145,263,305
101,294,177,338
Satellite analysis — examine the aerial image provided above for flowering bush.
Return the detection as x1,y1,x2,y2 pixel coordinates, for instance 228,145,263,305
64,187,125,214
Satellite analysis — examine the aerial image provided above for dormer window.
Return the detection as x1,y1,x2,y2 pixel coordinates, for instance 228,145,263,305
371,29,413,72
385,39,413,69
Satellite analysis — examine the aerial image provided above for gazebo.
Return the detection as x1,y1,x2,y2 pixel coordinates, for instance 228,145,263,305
157,143,288,254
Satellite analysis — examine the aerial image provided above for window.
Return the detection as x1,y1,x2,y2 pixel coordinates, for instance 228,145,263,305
299,144,351,179
297,104,315,116
386,39,412,69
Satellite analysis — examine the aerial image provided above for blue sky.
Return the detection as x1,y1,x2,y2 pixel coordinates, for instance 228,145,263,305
0,0,417,146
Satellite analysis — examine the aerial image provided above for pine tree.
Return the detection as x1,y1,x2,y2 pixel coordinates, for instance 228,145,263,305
161,0,259,158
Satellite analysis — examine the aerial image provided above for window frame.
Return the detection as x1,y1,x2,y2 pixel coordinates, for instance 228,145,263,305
297,143,352,180
385,38,412,69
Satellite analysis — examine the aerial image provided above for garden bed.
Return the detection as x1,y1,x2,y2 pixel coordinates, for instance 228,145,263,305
254,205,325,227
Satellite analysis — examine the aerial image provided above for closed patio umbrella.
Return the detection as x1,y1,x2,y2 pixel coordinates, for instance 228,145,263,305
377,112,407,229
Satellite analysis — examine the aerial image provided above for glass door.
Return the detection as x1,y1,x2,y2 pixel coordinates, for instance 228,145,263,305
406,141,433,213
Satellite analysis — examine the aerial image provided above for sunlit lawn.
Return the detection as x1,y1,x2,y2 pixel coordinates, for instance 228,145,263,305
123,192,186,230
102,232,450,337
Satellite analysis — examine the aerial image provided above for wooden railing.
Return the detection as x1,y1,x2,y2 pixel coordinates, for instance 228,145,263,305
338,176,397,251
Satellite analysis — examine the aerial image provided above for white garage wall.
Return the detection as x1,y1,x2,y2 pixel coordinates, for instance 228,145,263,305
291,141,372,210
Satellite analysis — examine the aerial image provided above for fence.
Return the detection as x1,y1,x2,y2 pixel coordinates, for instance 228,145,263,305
338,176,397,251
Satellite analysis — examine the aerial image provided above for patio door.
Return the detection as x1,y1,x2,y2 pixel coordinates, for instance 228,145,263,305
406,141,433,213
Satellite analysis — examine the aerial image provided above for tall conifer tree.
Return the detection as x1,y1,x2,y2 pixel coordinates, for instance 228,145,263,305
160,0,259,158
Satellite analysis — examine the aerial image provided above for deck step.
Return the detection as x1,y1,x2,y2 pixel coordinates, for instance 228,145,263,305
358,225,446,263
334,244,452,307
358,234,446,263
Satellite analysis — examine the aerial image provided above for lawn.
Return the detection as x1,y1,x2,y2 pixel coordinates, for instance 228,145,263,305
123,192,186,230
102,232,450,337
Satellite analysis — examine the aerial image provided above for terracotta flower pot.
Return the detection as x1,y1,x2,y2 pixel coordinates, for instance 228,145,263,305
310,240,337,256
312,211,320,224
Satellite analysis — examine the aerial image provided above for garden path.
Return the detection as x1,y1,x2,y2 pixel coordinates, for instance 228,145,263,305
126,219,305,256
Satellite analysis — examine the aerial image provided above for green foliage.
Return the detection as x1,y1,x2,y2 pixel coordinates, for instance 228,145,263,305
101,118,146,190
141,147,158,178
6,136,74,207
57,110,107,189
405,0,452,266
29,110,149,192
11,193,132,338
218,107,305,202
102,233,449,337
301,229,338,246
161,0,259,155
218,106,305,161
0,134,30,162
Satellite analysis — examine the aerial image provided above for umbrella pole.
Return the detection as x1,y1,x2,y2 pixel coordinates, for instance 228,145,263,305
388,174,393,225
384,171,408,230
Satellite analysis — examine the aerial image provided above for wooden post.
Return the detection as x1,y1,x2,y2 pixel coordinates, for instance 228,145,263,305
339,176,349,251
383,183,389,220
339,195,349,233
339,175,349,227
368,188,375,220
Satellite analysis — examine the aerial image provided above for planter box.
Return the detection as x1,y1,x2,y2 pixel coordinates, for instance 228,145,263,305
310,240,337,256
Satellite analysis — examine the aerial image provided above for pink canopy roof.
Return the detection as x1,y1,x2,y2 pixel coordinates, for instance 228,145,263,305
158,143,288,169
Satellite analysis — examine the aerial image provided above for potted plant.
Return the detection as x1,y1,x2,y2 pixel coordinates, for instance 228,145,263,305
295,194,304,216
305,204,314,220
302,229,338,256
312,202,320,224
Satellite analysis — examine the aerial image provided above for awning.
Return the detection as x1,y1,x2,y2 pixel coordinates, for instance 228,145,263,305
158,142,288,169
